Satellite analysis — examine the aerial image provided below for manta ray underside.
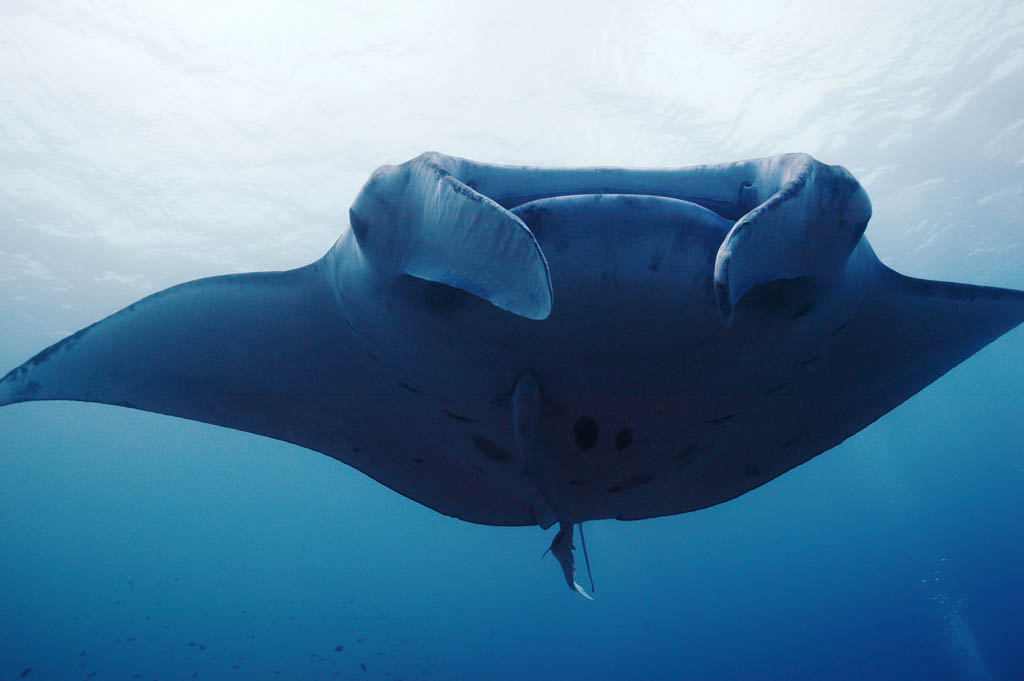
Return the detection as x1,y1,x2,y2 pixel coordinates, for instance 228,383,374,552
2,152,1022,597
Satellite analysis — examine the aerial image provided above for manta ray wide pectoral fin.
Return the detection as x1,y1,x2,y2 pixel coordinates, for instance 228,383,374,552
0,263,361,456
861,264,1024,396
348,152,553,320
713,154,872,326
810,245,1024,451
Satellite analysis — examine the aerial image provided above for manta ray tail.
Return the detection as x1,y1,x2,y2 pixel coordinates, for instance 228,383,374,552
579,522,595,594
546,522,594,600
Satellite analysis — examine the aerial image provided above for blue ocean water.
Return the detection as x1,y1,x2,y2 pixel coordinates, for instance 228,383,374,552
1,2,1023,680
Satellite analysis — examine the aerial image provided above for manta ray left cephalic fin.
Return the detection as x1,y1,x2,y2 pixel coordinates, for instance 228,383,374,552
348,152,553,320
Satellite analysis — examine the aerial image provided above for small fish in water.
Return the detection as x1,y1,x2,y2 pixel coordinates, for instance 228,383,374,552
20,668,32,678
335,645,344,652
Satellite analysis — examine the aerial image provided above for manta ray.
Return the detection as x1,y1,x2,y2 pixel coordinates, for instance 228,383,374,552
2,152,1022,597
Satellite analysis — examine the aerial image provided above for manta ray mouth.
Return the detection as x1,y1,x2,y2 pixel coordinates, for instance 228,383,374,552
495,188,754,221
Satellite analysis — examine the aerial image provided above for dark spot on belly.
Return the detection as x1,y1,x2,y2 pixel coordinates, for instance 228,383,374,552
763,382,788,395
573,416,600,451
675,442,700,465
744,464,761,476
625,472,654,487
614,427,633,451
706,412,739,424
800,354,822,366
829,320,849,336
397,381,422,394
790,303,814,319
472,436,515,464
568,479,586,487
648,252,663,272
411,457,424,464
442,408,477,423
607,472,655,494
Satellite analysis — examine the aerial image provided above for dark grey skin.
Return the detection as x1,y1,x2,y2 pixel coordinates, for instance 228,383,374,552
2,152,1022,595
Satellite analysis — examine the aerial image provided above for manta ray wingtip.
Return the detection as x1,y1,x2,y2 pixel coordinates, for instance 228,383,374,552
0,368,24,407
